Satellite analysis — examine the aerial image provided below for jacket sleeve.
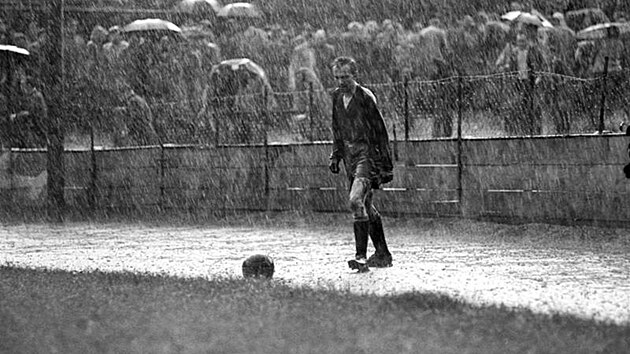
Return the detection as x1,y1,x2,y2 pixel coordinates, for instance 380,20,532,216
364,89,393,173
330,90,344,161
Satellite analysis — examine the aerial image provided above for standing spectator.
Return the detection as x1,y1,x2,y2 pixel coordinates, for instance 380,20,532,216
497,30,546,135
545,29,575,134
310,29,336,88
419,18,453,138
102,26,129,60
328,56,394,272
450,15,484,76
288,32,317,92
113,84,160,146
589,26,629,123
102,25,129,74
10,75,48,148
419,18,451,79
0,18,9,44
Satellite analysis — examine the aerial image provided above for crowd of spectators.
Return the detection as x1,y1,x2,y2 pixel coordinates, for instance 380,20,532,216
2,1,630,145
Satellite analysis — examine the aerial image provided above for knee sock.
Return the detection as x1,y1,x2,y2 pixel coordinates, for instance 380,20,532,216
353,220,369,259
369,216,391,256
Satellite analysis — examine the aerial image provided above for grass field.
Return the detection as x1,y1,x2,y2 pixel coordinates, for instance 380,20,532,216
1,265,628,354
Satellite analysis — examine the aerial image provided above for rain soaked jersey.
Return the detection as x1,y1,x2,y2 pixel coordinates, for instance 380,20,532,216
330,85,393,185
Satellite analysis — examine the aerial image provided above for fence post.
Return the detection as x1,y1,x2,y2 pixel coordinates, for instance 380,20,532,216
44,0,66,222
159,144,165,211
527,68,537,135
457,76,463,209
308,81,314,142
598,56,610,134
263,85,270,210
404,77,409,141
89,122,97,212
392,121,398,161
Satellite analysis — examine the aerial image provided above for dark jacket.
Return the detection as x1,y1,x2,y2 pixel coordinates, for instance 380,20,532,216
330,85,393,185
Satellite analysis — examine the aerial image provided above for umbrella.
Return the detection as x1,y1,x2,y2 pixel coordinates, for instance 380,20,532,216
123,18,182,34
566,8,609,31
0,44,29,56
177,0,221,13
217,2,262,18
501,10,554,28
181,25,215,40
577,22,630,40
211,58,267,79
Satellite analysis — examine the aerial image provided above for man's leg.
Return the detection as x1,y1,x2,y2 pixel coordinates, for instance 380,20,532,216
366,194,393,267
349,176,371,261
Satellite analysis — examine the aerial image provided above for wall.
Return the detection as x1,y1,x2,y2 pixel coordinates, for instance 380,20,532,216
1,134,628,225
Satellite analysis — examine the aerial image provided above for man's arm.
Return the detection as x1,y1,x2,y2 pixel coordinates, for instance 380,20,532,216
329,90,344,162
362,87,393,175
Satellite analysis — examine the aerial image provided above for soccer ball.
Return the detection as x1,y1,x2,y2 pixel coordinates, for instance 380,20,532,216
242,254,274,279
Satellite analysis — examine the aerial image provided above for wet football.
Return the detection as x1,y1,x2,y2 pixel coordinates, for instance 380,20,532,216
242,254,274,278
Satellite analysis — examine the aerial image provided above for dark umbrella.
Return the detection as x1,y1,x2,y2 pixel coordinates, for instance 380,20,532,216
217,2,262,18
577,22,630,40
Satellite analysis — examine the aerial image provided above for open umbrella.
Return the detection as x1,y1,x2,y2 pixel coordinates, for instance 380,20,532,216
123,18,182,34
211,58,267,79
566,8,609,32
0,44,30,56
501,10,554,28
217,2,262,18
181,25,215,40
577,22,630,40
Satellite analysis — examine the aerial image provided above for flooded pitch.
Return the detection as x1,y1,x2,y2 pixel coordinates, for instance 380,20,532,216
1,213,628,325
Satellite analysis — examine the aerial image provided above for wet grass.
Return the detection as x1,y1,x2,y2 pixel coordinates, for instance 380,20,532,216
1,265,628,354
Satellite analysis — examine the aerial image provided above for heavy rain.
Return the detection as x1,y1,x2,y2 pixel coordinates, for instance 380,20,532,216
0,0,629,352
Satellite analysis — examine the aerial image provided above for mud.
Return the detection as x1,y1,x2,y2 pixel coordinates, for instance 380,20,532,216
1,214,628,325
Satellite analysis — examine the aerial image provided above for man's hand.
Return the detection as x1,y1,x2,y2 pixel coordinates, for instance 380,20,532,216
329,159,340,174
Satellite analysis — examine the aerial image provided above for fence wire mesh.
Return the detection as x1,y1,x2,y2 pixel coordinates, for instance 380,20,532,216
46,69,628,149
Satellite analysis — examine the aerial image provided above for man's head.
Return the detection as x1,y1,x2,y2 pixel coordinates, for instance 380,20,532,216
108,25,122,44
19,75,36,95
332,56,358,94
90,25,108,45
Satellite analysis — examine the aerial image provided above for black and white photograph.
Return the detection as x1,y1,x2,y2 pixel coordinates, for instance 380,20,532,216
1,0,629,353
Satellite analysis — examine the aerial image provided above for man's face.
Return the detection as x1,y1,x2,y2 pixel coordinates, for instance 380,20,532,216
333,64,356,93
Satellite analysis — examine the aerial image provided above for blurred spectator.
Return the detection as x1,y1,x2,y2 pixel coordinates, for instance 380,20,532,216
374,19,406,81
11,32,29,49
545,13,577,70
288,31,317,92
113,84,160,146
102,26,129,63
545,27,575,134
589,27,624,76
10,75,48,148
64,18,86,46
291,66,329,120
0,18,8,44
418,18,451,80
310,29,336,88
87,25,108,60
499,31,546,135
450,15,484,76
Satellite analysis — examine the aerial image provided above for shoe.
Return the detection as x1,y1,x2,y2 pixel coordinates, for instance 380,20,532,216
366,253,392,267
348,257,369,273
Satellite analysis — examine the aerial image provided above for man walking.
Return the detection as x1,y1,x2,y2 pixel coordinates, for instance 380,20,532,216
328,56,394,272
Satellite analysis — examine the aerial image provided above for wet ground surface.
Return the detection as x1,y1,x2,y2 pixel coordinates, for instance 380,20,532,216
1,213,629,325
